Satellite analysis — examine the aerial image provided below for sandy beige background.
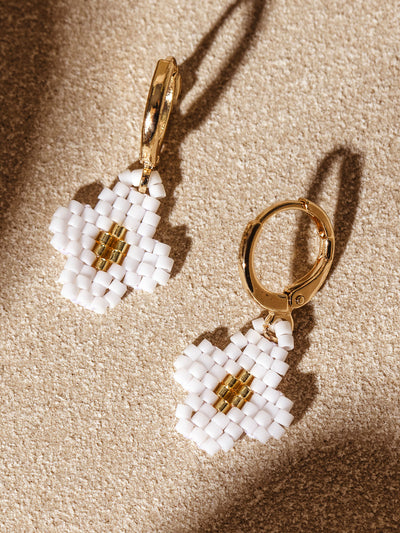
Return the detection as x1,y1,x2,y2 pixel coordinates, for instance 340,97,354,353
1,0,399,531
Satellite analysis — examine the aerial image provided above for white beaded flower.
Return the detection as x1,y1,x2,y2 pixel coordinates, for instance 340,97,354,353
49,170,173,313
174,318,294,455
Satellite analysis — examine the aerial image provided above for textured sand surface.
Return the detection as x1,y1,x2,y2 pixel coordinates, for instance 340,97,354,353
1,0,399,531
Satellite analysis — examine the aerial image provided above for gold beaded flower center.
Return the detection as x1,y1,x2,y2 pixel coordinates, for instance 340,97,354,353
92,223,130,272
213,369,254,414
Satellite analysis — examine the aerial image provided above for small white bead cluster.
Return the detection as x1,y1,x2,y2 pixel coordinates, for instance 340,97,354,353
49,170,173,313
174,318,294,455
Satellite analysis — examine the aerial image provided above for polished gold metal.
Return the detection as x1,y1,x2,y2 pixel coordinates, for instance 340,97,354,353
91,225,130,272
213,371,254,414
139,57,181,193
239,198,335,328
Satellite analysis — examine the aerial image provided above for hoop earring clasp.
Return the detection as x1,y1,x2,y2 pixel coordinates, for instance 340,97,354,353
239,198,335,328
139,57,181,193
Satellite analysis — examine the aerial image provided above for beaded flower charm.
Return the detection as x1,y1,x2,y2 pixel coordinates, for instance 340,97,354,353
174,199,335,454
49,57,181,313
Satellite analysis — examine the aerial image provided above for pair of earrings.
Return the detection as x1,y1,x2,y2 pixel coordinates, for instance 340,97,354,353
49,58,335,455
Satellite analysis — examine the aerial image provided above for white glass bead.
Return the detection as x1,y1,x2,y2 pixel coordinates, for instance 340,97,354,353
124,231,140,246
253,426,271,444
96,215,112,232
148,170,162,186
202,438,220,456
61,283,79,302
242,402,258,417
263,386,281,404
211,348,227,366
230,332,248,348
153,242,170,256
65,256,83,274
81,265,95,280
251,377,266,395
113,196,131,214
143,252,157,265
278,334,294,351
227,407,245,424
224,422,243,440
80,249,96,266
82,206,98,224
224,359,240,375
183,344,201,360
258,337,274,353
143,211,161,227
76,290,93,309
118,169,138,187
142,195,160,213
127,189,143,205
265,402,279,418
129,169,142,187
175,419,194,438
198,339,213,354
104,290,121,309
110,208,125,225
246,329,262,344
155,255,173,272
176,404,193,419
251,363,267,380
49,217,67,234
98,187,117,204
199,403,216,418
138,277,157,293
185,393,203,411
268,421,285,440
76,274,91,290
91,297,108,314
192,411,209,429
68,214,85,230
240,416,258,435
174,354,191,370
107,263,125,281
271,346,288,361
256,353,272,370
224,343,242,360
50,233,69,252
205,421,223,440
209,364,226,381
123,216,140,232
66,227,80,243
81,234,95,250
276,396,293,411
91,283,106,297
127,204,145,221
212,412,229,429
271,359,289,376
94,271,112,288
124,271,140,288
139,236,155,253
137,262,155,277
275,410,294,427
95,200,112,217
243,343,260,360
237,354,254,372
68,200,83,215
54,206,70,220
190,361,207,380
138,222,156,238
198,353,214,370
251,393,267,409
263,370,282,388
83,222,99,238
254,410,273,428
217,433,235,451
200,388,218,404
109,279,127,297
252,317,265,333
190,427,208,445
113,181,130,198
275,320,292,336
58,269,76,284
202,370,219,389
174,369,192,388
127,245,145,262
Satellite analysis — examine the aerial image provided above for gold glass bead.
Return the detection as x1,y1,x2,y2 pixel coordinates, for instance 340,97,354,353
109,223,127,239
91,225,130,271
